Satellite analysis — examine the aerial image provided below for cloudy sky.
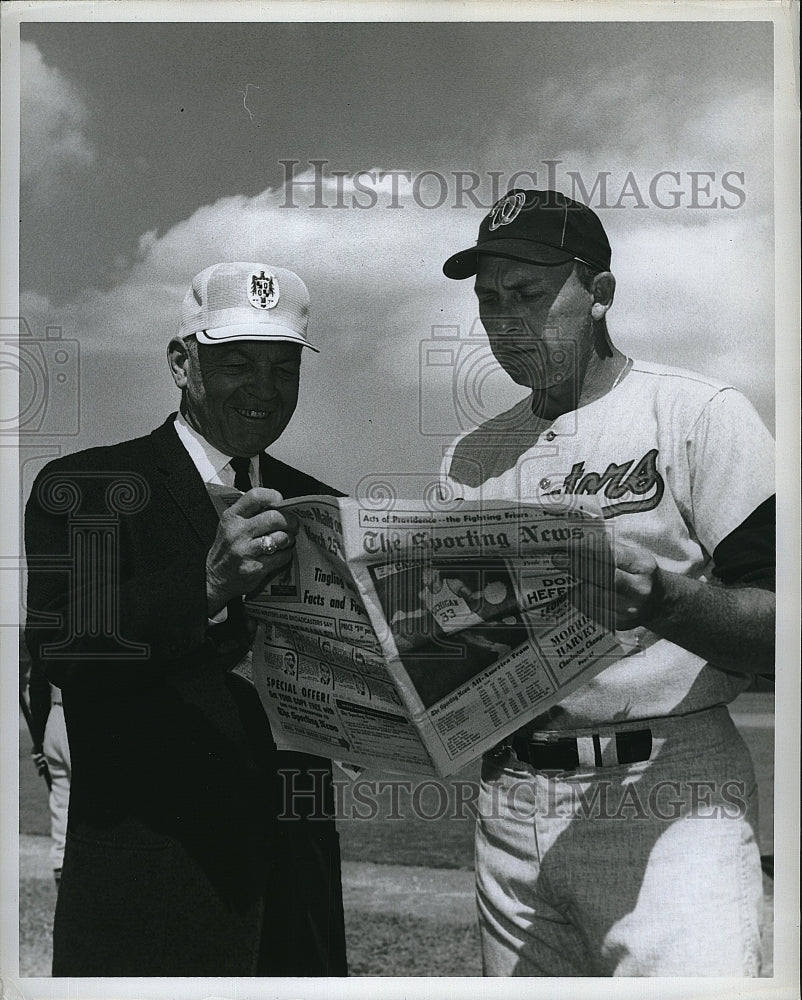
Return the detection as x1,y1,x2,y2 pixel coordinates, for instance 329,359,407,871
14,17,775,497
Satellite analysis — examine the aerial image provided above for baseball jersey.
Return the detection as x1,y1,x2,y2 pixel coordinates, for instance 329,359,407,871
442,359,775,729
425,577,484,634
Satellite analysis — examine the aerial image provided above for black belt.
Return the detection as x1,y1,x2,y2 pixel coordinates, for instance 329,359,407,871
506,728,652,772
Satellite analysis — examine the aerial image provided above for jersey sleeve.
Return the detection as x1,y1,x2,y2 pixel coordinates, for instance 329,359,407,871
685,387,774,556
711,495,774,588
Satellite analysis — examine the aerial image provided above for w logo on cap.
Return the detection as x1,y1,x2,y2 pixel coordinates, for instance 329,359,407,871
488,191,527,231
248,270,279,309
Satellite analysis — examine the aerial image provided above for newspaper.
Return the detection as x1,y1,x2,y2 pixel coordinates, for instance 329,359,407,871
208,487,623,777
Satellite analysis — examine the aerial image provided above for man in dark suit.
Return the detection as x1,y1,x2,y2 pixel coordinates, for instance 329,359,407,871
24,261,347,976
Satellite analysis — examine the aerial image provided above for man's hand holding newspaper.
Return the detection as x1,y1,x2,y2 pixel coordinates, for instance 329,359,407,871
205,487,298,616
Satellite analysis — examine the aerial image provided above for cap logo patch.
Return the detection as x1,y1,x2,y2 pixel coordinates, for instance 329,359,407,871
489,191,526,231
248,270,279,309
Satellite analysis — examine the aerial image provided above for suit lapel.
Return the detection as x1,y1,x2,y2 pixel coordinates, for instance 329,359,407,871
149,414,219,546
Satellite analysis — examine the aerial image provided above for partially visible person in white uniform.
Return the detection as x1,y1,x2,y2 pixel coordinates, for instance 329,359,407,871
441,188,775,977
27,660,71,886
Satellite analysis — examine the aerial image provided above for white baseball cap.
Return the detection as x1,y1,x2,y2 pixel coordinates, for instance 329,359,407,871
179,261,319,352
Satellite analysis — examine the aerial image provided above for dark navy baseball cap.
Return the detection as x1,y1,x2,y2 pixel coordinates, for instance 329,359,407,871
443,188,612,279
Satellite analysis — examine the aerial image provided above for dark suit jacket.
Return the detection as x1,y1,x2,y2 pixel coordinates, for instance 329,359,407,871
24,414,347,976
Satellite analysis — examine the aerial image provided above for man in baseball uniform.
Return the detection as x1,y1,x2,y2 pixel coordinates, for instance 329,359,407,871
441,189,774,976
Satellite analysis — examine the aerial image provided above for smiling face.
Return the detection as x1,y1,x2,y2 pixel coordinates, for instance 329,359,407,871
172,337,302,456
474,256,595,419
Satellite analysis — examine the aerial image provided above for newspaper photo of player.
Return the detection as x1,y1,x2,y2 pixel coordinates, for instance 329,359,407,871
371,560,530,708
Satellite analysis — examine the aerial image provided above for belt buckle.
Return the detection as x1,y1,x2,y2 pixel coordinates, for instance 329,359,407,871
529,732,562,745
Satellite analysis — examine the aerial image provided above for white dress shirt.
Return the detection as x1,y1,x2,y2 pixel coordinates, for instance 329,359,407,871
174,411,262,624
174,411,261,487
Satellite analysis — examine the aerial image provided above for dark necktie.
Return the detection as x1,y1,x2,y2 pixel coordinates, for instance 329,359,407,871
230,455,252,492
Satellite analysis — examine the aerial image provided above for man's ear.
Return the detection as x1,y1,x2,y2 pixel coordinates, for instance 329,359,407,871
590,271,616,320
167,337,190,390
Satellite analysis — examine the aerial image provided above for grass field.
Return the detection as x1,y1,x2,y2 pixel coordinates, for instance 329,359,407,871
18,848,483,978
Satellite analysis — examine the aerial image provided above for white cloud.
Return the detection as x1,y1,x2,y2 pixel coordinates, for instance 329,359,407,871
20,42,95,191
